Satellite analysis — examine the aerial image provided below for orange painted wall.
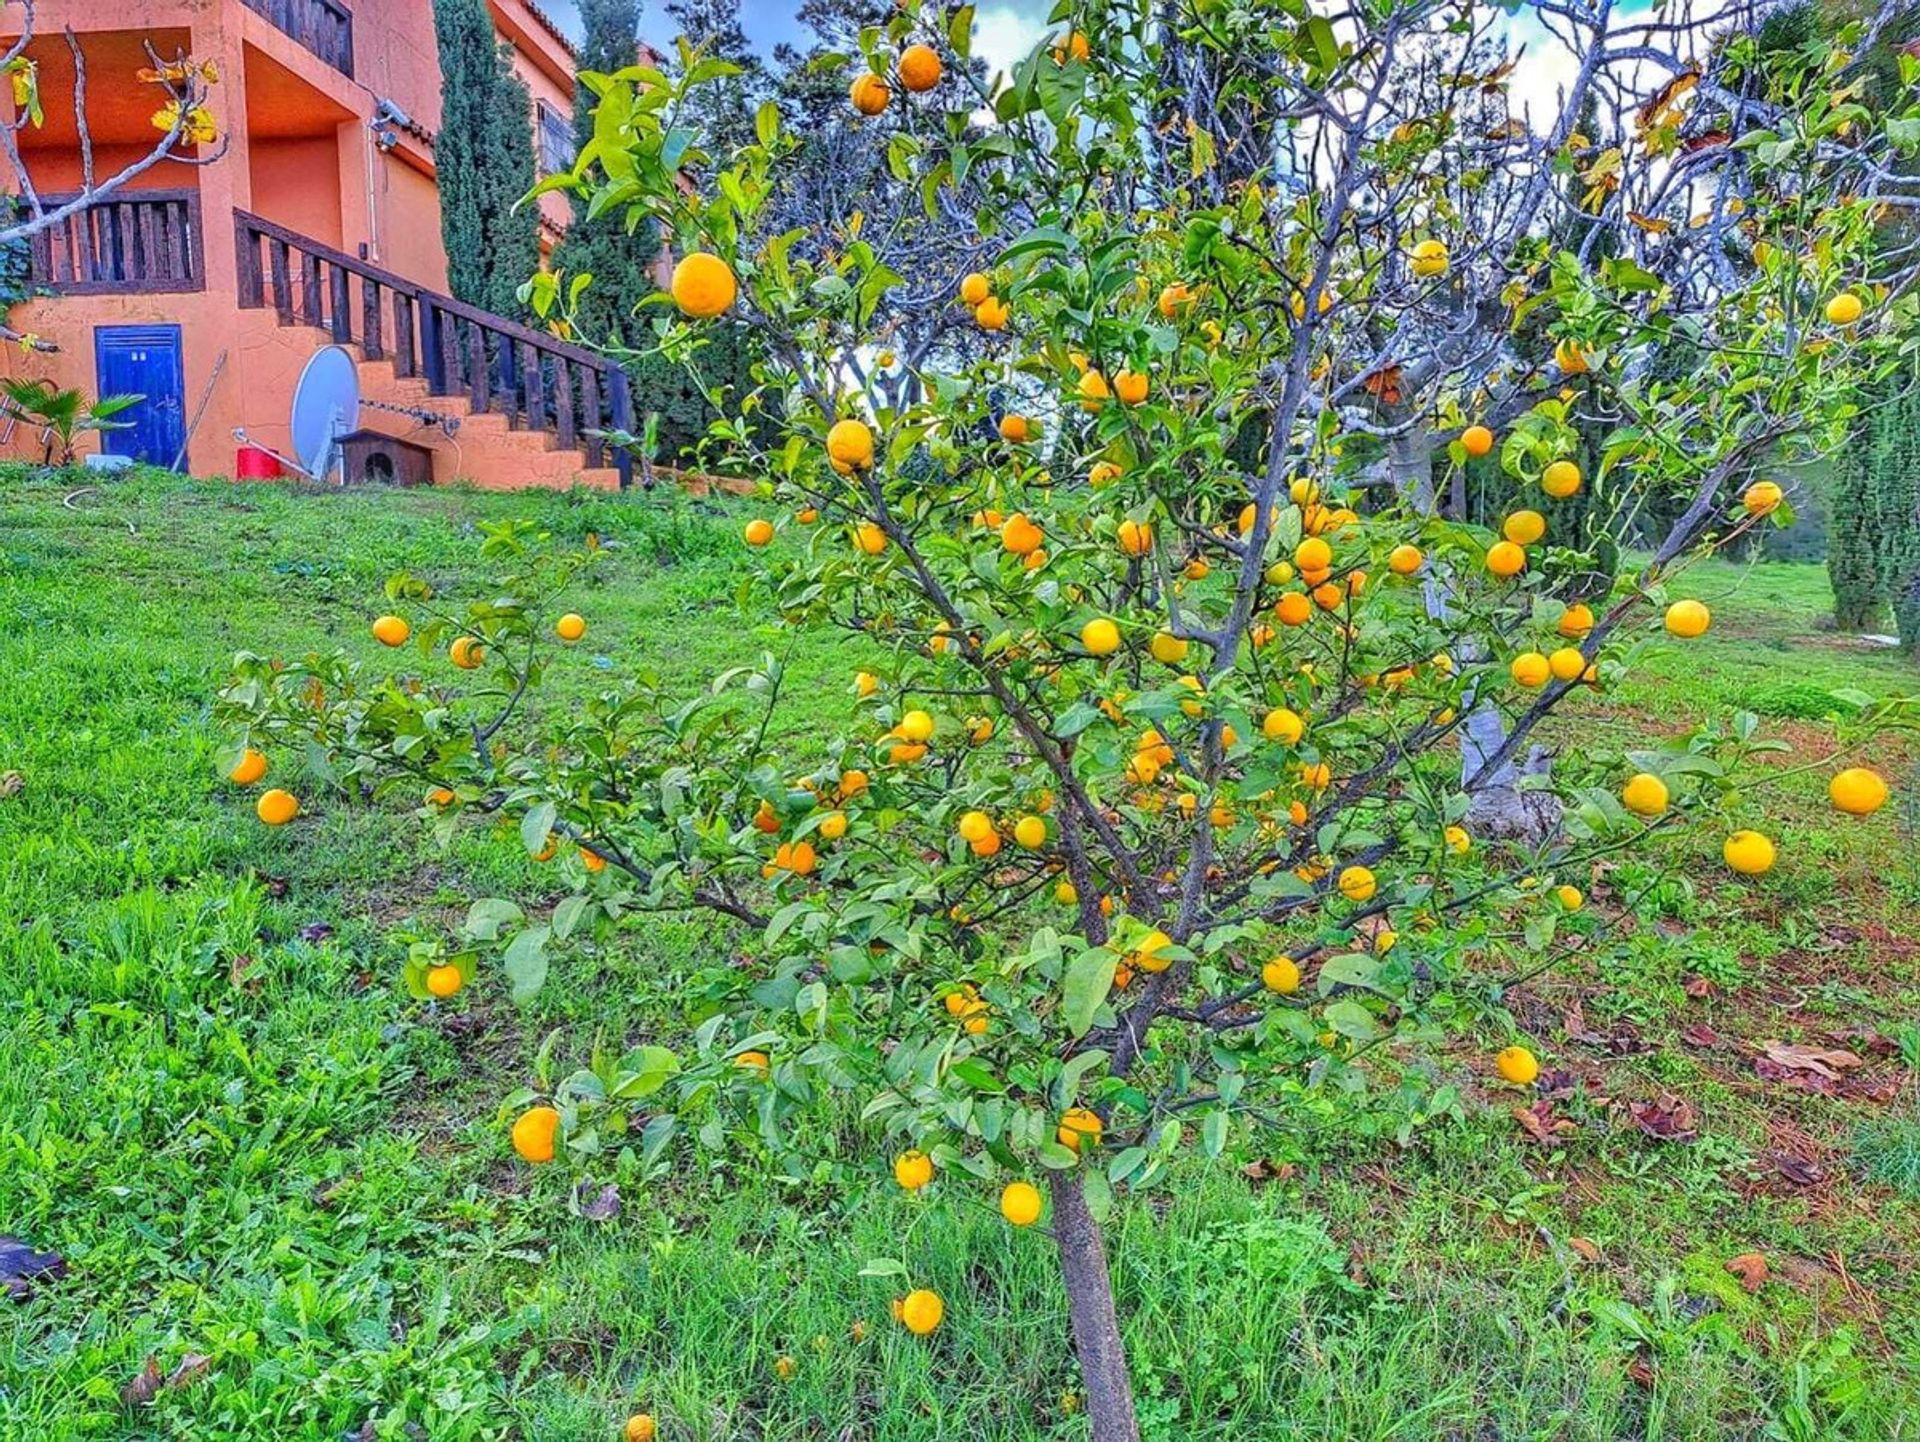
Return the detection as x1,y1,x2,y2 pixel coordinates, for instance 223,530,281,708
1,0,625,476
249,136,344,249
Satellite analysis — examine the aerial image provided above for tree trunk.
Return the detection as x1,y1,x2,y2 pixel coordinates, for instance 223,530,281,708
1047,1170,1138,1442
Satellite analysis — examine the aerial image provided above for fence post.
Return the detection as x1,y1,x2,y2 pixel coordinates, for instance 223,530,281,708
607,365,634,490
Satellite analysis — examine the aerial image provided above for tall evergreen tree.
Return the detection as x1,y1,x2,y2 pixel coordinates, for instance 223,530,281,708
1870,379,1920,654
433,0,541,317
554,0,658,347
1826,414,1886,631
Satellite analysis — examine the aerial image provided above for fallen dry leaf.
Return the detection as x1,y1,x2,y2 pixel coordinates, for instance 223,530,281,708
1240,1158,1297,1184
1759,1042,1865,1080
1726,1252,1768,1293
1628,1355,1656,1389
1682,974,1713,1000
1563,1002,1650,1055
1627,1094,1698,1142
1,1236,67,1300
228,953,262,993
1512,1100,1578,1145
574,1181,622,1222
122,1352,212,1405
1680,1023,1723,1049
0,770,22,798
299,922,335,944
1764,1151,1826,1187
1568,1236,1603,1263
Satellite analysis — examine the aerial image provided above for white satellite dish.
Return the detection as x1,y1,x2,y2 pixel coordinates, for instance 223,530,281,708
290,346,360,481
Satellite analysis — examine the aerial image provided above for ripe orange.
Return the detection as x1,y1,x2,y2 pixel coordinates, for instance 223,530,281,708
1150,631,1188,665
853,522,887,556
1158,282,1193,318
998,413,1032,443
1409,238,1449,277
974,295,1010,330
1743,480,1783,516
426,964,463,998
1388,543,1422,575
555,612,586,641
734,1050,770,1074
893,1149,934,1191
511,1105,560,1163
1461,424,1495,458
1541,460,1582,498
1503,510,1545,545
371,614,410,647
1057,1107,1103,1151
1554,338,1589,375
900,1288,944,1335
1557,603,1595,638
744,518,775,547
581,846,607,872
1262,707,1304,744
827,418,875,470
1013,815,1046,849
449,635,485,669
1000,1180,1042,1226
1509,652,1549,688
1621,772,1669,817
898,43,942,91
1053,30,1090,62
897,709,934,743
818,810,848,840
1664,599,1710,638
1275,592,1311,626
670,252,737,318
1494,1046,1539,1085
1113,369,1149,405
1337,865,1376,902
1828,767,1888,816
1445,825,1470,854
956,810,993,844
625,1417,657,1442
959,271,991,307
1294,537,1332,573
1261,956,1301,994
1081,617,1121,656
229,748,268,785
1486,541,1526,578
1076,369,1111,410
850,72,890,115
1548,647,1586,683
1000,512,1043,555
256,788,298,825
1555,884,1583,911
1825,292,1864,325
1722,830,1776,875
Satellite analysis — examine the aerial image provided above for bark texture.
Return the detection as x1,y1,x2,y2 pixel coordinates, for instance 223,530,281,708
1047,1171,1138,1442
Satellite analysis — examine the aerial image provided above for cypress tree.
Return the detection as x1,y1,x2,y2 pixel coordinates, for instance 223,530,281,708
1827,403,1886,632
1875,380,1920,654
432,0,541,317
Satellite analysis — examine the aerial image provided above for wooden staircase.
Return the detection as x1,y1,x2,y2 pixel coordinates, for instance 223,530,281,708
234,211,631,491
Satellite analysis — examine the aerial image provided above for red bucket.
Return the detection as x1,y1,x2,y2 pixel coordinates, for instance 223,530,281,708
235,445,282,480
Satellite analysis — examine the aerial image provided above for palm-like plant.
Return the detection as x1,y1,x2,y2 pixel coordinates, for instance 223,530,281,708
0,378,142,468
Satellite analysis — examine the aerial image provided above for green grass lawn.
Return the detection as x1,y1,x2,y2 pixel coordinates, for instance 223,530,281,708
3,466,1918,1440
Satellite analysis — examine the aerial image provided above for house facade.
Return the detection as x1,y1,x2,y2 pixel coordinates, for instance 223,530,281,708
2,0,661,489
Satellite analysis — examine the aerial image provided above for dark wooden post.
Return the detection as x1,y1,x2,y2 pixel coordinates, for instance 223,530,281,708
607,365,634,489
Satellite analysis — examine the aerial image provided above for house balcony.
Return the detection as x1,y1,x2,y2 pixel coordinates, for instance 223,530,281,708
25,190,207,295
239,0,354,79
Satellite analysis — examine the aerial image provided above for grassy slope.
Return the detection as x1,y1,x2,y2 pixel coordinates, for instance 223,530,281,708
2,467,1917,1441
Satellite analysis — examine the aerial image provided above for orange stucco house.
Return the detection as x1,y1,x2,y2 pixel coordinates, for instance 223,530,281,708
1,0,661,489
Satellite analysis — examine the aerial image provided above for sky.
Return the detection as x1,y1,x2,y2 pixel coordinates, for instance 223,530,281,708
535,0,1054,74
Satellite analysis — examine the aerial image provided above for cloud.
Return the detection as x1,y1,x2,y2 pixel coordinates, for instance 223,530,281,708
970,2,1052,86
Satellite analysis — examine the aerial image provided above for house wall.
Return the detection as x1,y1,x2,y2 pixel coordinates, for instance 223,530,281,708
0,0,642,477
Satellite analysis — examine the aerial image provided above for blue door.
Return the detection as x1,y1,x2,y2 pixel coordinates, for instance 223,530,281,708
94,325,186,469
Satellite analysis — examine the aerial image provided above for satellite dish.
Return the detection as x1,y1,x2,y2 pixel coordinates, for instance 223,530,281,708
290,346,360,480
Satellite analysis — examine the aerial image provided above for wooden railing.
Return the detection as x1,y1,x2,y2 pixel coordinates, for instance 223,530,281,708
27,190,205,295
241,0,354,77
233,210,633,485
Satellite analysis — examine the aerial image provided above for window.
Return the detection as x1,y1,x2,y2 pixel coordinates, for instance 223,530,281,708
536,100,576,177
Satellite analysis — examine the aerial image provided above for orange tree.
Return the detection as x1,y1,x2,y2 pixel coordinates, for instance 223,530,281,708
220,2,1920,1435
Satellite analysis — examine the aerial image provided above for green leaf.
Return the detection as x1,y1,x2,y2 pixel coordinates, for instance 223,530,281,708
1324,999,1380,1042
521,801,556,857
613,1045,680,1099
464,898,524,942
754,100,780,148
551,893,591,941
948,5,974,58
1062,948,1117,1038
858,1257,908,1277
502,925,551,1003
